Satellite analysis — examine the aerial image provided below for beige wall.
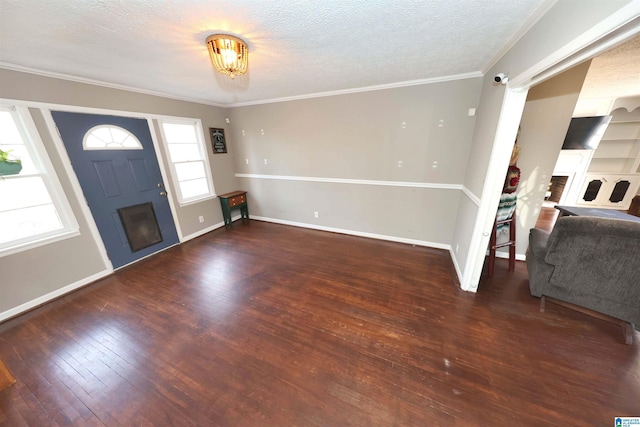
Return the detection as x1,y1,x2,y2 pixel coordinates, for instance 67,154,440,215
0,107,107,312
229,79,483,245
513,61,591,256
0,69,238,318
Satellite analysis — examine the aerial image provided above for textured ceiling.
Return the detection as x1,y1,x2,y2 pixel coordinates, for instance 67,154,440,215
579,34,640,100
1,0,551,106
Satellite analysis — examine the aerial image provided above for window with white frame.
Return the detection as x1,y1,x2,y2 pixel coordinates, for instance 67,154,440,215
0,105,79,256
159,119,215,205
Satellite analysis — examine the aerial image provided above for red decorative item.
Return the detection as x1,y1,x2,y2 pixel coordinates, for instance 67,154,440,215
503,166,521,193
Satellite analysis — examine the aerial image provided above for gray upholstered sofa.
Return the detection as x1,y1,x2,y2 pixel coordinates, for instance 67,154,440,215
527,216,640,343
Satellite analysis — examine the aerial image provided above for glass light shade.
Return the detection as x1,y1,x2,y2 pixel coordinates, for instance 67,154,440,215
206,34,248,79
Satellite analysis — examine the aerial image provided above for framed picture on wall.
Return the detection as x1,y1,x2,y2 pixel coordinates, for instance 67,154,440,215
210,128,227,153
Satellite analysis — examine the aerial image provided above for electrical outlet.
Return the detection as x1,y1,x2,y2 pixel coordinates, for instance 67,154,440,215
198,215,204,223
264,158,268,165
245,158,249,164
314,211,319,218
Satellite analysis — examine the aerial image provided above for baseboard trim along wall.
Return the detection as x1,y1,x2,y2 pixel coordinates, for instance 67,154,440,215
448,247,464,287
250,215,451,250
0,269,112,323
180,219,230,242
492,250,527,262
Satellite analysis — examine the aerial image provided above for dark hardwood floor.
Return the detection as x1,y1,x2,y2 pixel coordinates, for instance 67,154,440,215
534,206,560,233
1,220,638,426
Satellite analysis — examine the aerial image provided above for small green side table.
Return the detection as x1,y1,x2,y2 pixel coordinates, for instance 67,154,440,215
218,190,249,226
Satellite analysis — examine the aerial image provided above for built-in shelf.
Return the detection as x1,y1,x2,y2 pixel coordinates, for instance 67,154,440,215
588,107,640,175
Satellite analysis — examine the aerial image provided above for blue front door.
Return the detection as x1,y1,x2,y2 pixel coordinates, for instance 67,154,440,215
52,111,179,268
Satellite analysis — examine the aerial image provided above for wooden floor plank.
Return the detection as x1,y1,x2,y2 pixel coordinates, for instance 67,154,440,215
1,220,638,426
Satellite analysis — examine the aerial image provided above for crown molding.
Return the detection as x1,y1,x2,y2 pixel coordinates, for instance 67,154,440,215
228,72,483,107
0,62,228,108
1,62,483,109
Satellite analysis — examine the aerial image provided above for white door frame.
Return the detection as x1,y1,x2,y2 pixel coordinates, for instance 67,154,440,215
20,100,188,272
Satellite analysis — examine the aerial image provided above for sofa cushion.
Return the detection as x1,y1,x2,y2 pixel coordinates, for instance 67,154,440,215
544,217,640,305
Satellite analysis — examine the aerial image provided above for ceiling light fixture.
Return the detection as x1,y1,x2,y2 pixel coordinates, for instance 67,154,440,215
206,34,248,79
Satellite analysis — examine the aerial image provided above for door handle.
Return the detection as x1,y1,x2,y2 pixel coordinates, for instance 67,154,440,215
160,191,167,197
157,183,164,188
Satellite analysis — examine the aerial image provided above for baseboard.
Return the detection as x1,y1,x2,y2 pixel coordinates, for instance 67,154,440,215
251,215,451,250
0,268,112,323
180,217,238,242
491,250,527,261
448,248,464,288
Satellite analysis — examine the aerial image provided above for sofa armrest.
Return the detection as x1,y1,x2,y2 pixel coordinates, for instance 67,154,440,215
528,228,550,259
526,228,554,297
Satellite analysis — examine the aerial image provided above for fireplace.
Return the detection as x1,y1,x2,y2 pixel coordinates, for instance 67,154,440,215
117,202,163,252
546,175,569,204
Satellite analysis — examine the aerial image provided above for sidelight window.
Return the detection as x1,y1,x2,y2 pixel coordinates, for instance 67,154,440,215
0,105,79,256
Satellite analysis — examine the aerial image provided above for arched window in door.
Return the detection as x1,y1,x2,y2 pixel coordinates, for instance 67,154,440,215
83,125,143,150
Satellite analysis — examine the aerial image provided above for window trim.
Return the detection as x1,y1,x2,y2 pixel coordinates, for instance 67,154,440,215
158,118,216,206
0,105,80,258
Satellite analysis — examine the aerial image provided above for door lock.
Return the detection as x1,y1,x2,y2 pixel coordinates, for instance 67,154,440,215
160,191,167,197
157,183,164,188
